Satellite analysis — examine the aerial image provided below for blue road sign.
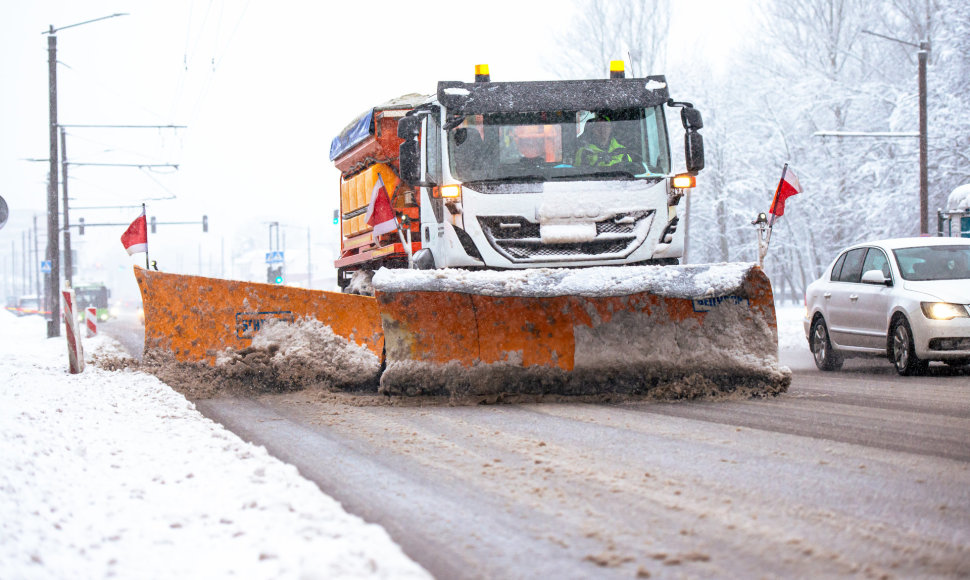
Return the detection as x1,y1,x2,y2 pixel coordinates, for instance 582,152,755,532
41,260,52,273
265,251,284,264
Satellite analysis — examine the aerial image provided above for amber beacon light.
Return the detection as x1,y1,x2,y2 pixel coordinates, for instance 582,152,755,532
475,64,490,83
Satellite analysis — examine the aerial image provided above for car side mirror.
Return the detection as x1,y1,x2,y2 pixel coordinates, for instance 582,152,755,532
861,269,891,286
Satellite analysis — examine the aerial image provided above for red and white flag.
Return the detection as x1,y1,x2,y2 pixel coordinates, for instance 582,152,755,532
767,164,802,226
365,174,398,239
121,209,148,255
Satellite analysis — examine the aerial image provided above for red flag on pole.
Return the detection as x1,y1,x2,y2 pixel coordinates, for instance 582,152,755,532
121,209,148,255
767,164,802,226
365,174,398,239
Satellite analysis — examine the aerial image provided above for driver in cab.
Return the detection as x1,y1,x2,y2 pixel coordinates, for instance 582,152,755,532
574,112,632,167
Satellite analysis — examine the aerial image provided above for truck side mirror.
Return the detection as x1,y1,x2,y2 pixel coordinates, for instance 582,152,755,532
398,116,422,185
681,107,703,131
669,101,705,175
398,115,421,139
685,131,704,175
400,140,421,184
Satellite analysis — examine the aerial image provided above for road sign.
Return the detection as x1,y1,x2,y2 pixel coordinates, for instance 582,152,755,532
265,251,284,264
0,195,8,230
41,260,52,273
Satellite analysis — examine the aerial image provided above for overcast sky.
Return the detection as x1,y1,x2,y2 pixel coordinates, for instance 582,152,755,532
1,1,752,299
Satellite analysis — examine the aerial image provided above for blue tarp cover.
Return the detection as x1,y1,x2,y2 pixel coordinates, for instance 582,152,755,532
329,109,374,162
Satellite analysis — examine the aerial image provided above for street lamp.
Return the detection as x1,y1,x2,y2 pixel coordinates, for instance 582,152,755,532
42,13,127,337
862,29,931,236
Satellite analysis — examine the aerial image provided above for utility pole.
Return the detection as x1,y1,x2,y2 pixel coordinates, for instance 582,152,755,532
42,13,127,338
918,41,928,235
46,27,59,336
33,215,41,298
61,127,73,287
861,28,931,235
22,231,28,295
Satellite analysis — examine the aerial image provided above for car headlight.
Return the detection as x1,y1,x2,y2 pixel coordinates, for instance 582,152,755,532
920,302,970,320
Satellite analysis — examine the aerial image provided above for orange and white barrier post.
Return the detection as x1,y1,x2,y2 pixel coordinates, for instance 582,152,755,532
86,307,98,337
61,288,85,374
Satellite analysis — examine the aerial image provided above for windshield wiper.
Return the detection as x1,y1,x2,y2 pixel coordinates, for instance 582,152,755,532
463,175,546,186
444,115,467,131
581,170,638,179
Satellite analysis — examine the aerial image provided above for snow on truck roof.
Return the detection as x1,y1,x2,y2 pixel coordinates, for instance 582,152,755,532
948,184,970,211
373,262,757,299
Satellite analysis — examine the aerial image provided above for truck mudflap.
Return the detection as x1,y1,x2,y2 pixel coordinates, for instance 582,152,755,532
374,264,790,399
134,267,384,365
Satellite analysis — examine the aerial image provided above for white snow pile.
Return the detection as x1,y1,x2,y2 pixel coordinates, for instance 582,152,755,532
373,262,756,299
214,316,381,391
775,304,809,351
948,183,970,211
0,311,428,579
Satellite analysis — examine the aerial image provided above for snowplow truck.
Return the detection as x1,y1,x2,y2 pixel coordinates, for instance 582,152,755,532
136,62,789,400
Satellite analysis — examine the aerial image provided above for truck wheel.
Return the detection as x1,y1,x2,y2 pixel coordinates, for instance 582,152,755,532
810,316,843,371
891,317,928,376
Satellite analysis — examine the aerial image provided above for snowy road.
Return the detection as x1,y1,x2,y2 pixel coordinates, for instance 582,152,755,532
95,306,970,578
193,358,970,579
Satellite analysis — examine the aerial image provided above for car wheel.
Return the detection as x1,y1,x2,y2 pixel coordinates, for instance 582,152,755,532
890,317,928,376
810,317,843,371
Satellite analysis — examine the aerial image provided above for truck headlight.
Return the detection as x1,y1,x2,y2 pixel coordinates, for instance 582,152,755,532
921,302,969,320
440,184,461,198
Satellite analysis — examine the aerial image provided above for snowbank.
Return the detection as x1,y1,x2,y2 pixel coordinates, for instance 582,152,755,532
374,262,755,298
0,311,428,580
214,317,381,391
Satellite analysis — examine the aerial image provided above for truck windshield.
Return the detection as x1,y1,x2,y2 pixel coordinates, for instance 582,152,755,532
447,107,669,183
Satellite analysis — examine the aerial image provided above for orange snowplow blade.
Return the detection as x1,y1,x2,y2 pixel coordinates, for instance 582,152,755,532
374,264,790,398
134,267,383,364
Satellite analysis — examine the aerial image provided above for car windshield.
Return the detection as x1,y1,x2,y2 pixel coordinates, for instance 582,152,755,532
892,245,970,281
20,298,39,309
446,107,670,184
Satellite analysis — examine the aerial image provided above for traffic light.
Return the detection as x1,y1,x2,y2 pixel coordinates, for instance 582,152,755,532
202,215,208,232
333,209,339,225
150,216,157,234
78,217,84,235
266,266,284,285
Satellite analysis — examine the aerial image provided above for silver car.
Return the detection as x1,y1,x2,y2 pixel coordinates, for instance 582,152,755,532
803,237,970,375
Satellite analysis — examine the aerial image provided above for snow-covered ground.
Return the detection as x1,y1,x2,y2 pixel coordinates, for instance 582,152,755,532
775,303,808,351
0,310,430,580
1,304,808,579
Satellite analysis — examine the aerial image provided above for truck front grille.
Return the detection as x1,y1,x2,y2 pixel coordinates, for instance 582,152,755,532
477,211,654,263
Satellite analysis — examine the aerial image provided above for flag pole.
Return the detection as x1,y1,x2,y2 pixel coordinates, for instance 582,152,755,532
763,163,789,257
143,202,149,270
395,218,413,265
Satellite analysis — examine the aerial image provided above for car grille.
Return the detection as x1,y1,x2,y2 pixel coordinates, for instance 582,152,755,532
477,211,654,263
